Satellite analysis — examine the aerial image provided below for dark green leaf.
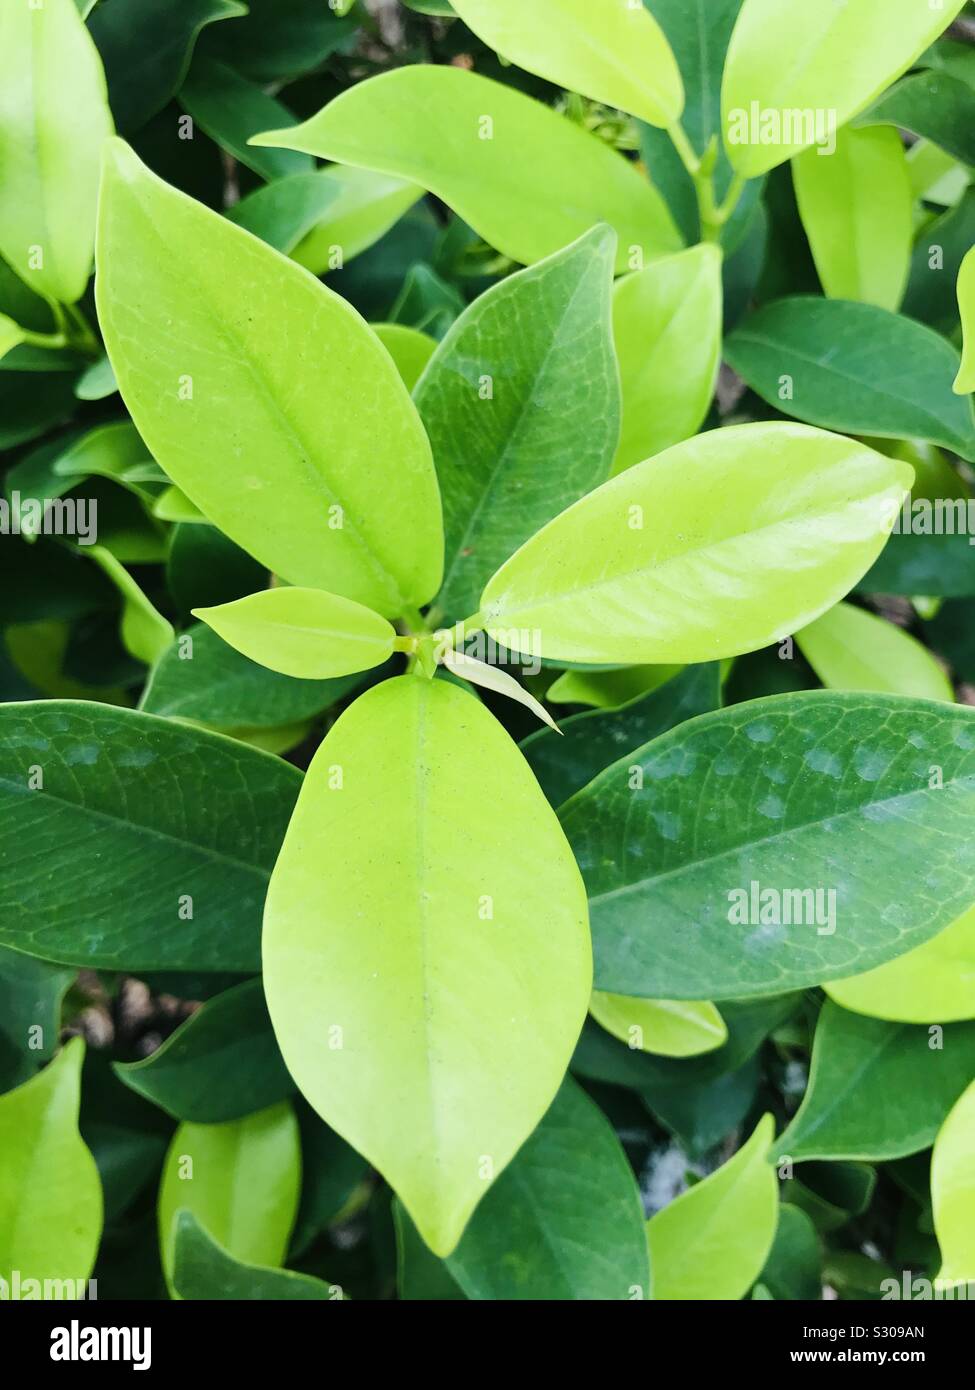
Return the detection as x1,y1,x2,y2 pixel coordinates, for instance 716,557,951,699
172,1211,337,1299
855,71,975,168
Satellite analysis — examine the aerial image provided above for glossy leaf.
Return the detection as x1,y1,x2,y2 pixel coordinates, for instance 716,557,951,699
589,995,727,1058
855,71,975,170
792,126,912,311
179,58,313,181
0,701,300,971
373,323,436,391
96,139,443,617
0,1039,102,1287
931,1079,975,1286
957,246,975,395
796,602,954,703
611,244,722,475
477,423,911,665
721,0,967,176
173,1210,336,1300
291,167,425,274
560,692,975,999
251,66,681,270
225,171,343,255
263,676,591,1256
545,663,682,710
0,0,113,302
89,545,175,666
646,1114,778,1299
416,225,619,620
450,0,683,128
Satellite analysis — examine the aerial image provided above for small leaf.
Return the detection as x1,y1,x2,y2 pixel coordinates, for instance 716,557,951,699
956,246,975,395
291,167,425,274
646,1114,778,1300
796,602,954,703
89,545,175,666
931,1078,975,1286
441,649,559,733
372,323,436,392
173,1210,336,1300
589,994,727,1058
0,314,25,364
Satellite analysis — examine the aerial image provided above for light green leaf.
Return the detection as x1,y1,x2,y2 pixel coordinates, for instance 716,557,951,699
545,664,682,709
416,225,620,621
193,588,395,681
153,485,207,525
158,1102,301,1293
589,994,726,1058
611,243,722,475
957,246,975,395
251,66,681,270
440,649,559,732
778,1002,975,1162
172,1210,337,1300
0,1039,102,1287
826,905,975,1026
646,1114,778,1299
560,692,975,999
931,1078,975,1286
291,166,425,273
792,126,912,312
450,0,683,128
225,171,344,254
263,676,591,1256
477,423,911,665
0,0,113,302
721,0,967,176
89,545,175,666
0,313,25,364
96,139,442,617
372,323,436,392
796,601,954,703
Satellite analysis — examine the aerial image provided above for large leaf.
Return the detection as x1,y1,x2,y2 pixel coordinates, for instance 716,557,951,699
611,244,722,475
931,1079,975,1287
476,423,911,664
96,139,443,618
646,1114,778,1299
777,1002,975,1163
449,0,683,128
0,0,113,303
721,0,967,176
172,1210,336,1300
263,676,591,1256
560,692,975,999
251,66,680,271
0,1039,102,1287
725,299,975,460
416,225,619,621
792,126,912,312
796,602,954,703
0,702,300,971
443,1077,651,1300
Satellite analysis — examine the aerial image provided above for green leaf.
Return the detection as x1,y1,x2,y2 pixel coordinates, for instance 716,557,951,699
89,545,175,666
0,701,300,971
373,323,436,392
450,0,683,128
173,1210,337,1300
0,313,25,364
589,995,726,1058
443,1077,650,1300
96,139,443,617
416,225,619,621
196,0,358,82
826,905,975,1026
477,423,911,664
251,66,681,270
158,1102,301,1292
225,172,344,255
932,1079,975,1286
440,650,559,733
291,167,425,274
792,126,912,312
263,676,591,1256
758,1204,822,1302
179,57,313,181
394,1201,467,1301
114,979,294,1123
721,0,967,176
903,190,975,335
957,246,975,395
778,1002,975,1162
193,588,396,681
560,691,975,999
855,71,975,170
0,946,74,1090
0,0,113,303
611,243,722,474
545,663,682,710
646,1114,778,1300
0,1039,102,1286
796,602,954,703
724,299,975,460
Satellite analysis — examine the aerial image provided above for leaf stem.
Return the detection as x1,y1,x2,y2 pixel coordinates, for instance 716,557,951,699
665,122,748,245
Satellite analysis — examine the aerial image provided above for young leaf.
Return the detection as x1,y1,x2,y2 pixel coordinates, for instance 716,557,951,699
373,323,436,392
251,66,681,270
611,243,722,474
477,423,911,665
89,544,175,666
589,995,727,1058
172,1211,336,1301
0,1039,102,1287
444,1077,651,1300
0,0,114,303
796,602,954,703
792,126,912,312
777,1003,975,1163
263,676,591,1256
193,588,396,681
646,1114,778,1299
440,650,559,733
721,0,967,176
0,702,300,971
825,905,975,1026
0,314,25,364
931,1078,975,1287
725,299,975,460
158,1102,301,1291
96,139,443,617
956,246,975,395
559,692,975,1000
449,0,683,129
416,225,620,620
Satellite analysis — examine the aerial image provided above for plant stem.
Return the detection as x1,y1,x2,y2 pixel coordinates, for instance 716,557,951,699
18,327,68,351
665,121,748,245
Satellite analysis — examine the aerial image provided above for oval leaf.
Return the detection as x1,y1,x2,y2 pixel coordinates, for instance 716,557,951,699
931,1078,975,1287
796,601,954,703
589,994,727,1058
